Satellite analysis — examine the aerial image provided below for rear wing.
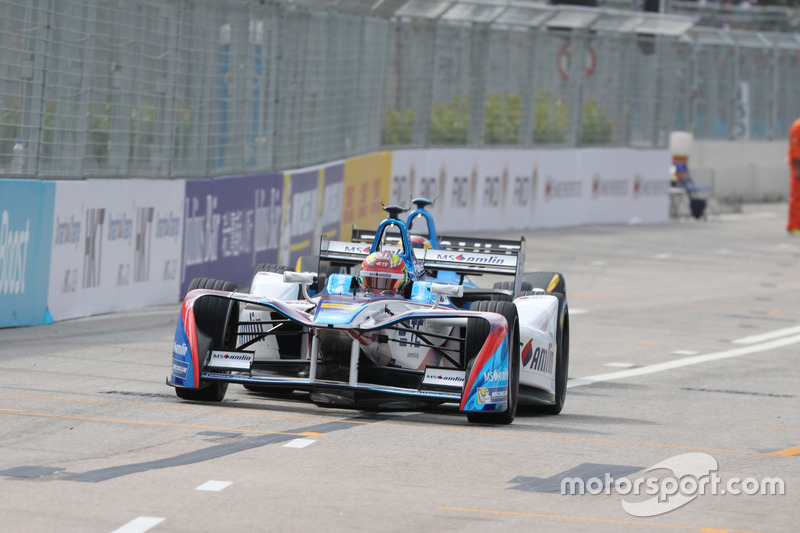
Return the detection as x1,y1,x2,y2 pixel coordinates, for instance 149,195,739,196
351,227,523,255
321,234,525,289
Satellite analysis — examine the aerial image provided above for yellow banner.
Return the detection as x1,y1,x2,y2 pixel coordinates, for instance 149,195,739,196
341,151,392,239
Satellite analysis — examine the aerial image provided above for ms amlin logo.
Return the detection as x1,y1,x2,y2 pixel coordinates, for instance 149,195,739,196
561,452,785,517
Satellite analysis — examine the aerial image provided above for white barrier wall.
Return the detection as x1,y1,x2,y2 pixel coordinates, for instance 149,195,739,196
689,140,788,203
48,180,185,321
389,148,671,231
2,146,673,328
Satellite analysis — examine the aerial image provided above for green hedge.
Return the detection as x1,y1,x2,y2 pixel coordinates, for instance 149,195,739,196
381,92,613,147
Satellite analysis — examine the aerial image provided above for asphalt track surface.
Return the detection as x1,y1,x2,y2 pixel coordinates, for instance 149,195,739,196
1,203,798,533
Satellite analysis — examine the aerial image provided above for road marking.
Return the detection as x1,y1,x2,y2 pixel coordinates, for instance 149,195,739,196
604,363,636,368
283,438,316,449
438,507,761,532
196,480,233,491
569,309,588,315
111,517,165,533
756,425,800,432
568,334,800,389
0,397,787,458
769,445,800,457
671,350,699,356
0,409,321,436
732,325,800,345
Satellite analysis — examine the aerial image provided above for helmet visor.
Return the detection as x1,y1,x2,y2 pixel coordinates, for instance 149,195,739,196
361,271,405,291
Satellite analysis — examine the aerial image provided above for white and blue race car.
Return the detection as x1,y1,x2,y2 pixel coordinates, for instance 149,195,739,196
168,205,569,424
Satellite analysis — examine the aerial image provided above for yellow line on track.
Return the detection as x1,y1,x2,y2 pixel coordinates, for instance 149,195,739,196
1,394,793,458
0,409,315,436
755,425,800,432
769,445,800,457
437,507,761,532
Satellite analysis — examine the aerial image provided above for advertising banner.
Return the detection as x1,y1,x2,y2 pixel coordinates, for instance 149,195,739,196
391,148,669,233
182,172,283,295
282,168,319,268
341,152,392,239
48,179,184,321
0,179,55,327
318,162,344,245
627,149,671,223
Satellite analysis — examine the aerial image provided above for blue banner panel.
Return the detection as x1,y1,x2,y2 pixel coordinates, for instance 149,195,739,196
181,173,283,295
0,179,55,328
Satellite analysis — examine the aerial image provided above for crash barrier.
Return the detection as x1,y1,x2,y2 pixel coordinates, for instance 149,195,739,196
0,147,667,328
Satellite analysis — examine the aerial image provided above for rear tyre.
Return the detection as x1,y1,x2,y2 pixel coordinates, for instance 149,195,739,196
493,280,533,296
464,300,520,424
253,263,286,277
522,271,566,296
296,255,326,293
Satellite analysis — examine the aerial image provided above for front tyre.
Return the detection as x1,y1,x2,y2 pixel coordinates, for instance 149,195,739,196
531,292,569,415
177,278,237,403
175,382,228,402
464,300,520,424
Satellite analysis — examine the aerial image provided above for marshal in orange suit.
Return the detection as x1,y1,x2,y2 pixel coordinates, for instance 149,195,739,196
788,118,800,234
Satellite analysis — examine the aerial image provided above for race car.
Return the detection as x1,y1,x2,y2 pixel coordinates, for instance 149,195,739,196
168,205,570,423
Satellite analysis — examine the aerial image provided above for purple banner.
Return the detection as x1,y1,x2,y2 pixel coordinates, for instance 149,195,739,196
286,169,318,268
181,172,283,295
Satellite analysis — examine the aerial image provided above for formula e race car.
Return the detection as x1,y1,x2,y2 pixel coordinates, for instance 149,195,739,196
168,205,570,424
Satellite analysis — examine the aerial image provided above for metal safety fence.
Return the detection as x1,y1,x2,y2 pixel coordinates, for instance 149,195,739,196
1,0,799,180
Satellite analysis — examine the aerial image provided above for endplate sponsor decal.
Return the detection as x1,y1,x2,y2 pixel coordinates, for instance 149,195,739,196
208,350,254,370
422,368,466,388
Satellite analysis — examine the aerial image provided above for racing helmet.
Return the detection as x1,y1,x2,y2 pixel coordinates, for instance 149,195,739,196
408,234,432,249
359,251,409,292
395,234,432,250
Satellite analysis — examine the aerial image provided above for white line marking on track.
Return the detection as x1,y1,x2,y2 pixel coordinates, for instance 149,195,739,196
283,438,316,449
732,325,800,345
111,517,165,533
670,350,699,356
196,480,233,492
569,309,588,315
568,333,800,388
604,363,636,368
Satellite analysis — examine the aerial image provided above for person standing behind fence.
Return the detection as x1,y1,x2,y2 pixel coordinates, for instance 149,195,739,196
788,118,800,235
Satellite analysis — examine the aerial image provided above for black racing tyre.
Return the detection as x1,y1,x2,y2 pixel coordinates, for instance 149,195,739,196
522,271,566,297
253,263,286,277
175,381,228,402
493,280,533,295
464,300,520,424
296,255,326,293
178,277,238,403
186,277,238,349
529,292,569,415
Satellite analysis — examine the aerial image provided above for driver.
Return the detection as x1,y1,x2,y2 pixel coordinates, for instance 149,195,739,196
358,251,410,294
